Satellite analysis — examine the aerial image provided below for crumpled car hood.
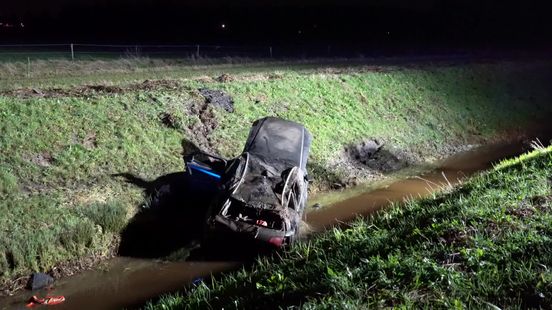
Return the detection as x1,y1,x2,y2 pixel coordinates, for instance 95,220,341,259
230,153,293,210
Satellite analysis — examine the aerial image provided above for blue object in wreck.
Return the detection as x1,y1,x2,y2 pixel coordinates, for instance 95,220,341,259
189,164,221,179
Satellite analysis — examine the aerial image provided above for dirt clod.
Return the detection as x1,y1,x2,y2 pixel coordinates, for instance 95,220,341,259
160,112,179,129
216,73,234,83
29,152,54,167
184,99,219,152
198,88,234,113
87,85,123,93
348,139,383,162
346,139,411,173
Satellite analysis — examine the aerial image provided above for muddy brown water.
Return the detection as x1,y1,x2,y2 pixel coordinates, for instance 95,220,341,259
0,138,547,310
0,260,237,310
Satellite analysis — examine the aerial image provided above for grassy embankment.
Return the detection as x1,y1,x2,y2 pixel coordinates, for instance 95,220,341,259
0,61,551,290
0,57,374,91
146,145,552,309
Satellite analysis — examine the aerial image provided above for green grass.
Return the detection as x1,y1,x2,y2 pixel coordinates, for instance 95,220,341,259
0,60,551,288
145,146,552,309
0,57,371,91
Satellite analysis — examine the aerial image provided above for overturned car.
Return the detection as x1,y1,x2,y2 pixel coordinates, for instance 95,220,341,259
185,117,312,247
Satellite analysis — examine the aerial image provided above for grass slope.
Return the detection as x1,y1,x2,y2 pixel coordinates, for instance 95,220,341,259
146,146,552,309
0,61,551,289
0,58,377,91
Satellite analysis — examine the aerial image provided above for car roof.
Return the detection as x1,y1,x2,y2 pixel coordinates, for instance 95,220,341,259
243,117,311,171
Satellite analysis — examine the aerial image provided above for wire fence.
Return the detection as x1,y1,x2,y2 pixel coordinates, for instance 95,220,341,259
0,43,284,62
1,43,547,64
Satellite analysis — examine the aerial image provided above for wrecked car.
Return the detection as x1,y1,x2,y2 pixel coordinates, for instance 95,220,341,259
185,117,312,247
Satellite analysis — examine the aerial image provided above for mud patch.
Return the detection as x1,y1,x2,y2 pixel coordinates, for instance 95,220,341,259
345,139,415,172
198,88,234,113
85,85,123,93
3,79,182,99
325,139,418,188
27,152,55,167
324,136,484,191
316,65,392,75
184,99,219,152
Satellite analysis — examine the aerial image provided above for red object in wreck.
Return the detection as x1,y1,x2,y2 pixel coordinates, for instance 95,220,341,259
268,236,284,247
26,295,66,307
256,219,268,227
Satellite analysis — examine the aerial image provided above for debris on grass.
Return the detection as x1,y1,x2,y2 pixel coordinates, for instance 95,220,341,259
198,88,234,113
26,294,66,306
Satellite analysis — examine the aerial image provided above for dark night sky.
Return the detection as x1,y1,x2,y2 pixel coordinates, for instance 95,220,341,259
0,0,550,48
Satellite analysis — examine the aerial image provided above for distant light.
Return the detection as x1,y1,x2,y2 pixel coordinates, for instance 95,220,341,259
298,30,302,34
387,31,390,35
20,23,25,28
221,23,226,29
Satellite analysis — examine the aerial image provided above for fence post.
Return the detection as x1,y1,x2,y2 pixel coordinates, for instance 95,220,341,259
269,46,273,58
135,45,139,57
70,43,74,61
27,57,31,78
196,45,200,58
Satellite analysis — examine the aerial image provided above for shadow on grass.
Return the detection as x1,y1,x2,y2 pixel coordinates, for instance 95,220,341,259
113,139,212,259
114,139,268,262
114,171,209,258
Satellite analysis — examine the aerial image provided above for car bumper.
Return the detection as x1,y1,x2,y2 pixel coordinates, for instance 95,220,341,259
213,215,289,247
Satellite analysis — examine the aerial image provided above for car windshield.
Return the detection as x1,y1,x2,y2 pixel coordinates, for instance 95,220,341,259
245,118,306,167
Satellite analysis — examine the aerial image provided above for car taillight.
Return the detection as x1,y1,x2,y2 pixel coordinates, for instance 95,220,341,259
268,237,284,247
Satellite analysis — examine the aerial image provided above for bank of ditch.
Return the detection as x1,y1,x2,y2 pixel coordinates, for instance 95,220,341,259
0,60,551,294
